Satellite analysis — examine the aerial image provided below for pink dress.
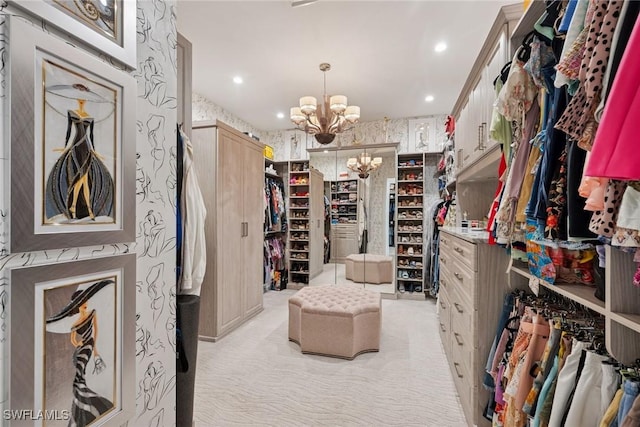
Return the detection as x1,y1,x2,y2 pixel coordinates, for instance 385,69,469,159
586,17,640,180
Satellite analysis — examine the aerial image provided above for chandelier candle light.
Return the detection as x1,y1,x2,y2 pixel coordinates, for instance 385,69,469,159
290,63,360,145
347,153,382,179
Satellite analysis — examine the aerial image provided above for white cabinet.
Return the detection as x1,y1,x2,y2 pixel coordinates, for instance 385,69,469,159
192,121,264,341
454,23,510,172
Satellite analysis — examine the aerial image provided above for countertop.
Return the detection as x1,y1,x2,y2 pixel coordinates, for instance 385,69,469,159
439,226,490,243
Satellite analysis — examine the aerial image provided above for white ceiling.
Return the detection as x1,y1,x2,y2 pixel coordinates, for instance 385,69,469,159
178,1,515,132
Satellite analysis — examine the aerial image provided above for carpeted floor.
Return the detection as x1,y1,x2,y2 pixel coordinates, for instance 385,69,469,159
193,289,467,427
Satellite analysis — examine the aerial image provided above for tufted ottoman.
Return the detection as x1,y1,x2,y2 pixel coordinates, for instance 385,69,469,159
344,254,393,284
288,285,381,359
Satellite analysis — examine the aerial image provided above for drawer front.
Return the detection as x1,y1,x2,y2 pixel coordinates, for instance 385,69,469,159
450,304,474,380
438,287,452,357
443,259,474,307
452,364,475,427
439,232,477,272
439,259,473,308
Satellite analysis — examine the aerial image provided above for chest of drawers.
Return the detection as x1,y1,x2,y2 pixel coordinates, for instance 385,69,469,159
438,229,511,427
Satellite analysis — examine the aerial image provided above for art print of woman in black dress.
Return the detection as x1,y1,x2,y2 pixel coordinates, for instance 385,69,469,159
44,83,115,223
46,279,115,426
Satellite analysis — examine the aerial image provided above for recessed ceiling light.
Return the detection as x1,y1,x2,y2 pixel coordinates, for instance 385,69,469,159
425,95,435,102
233,76,243,84
434,42,447,53
277,112,285,119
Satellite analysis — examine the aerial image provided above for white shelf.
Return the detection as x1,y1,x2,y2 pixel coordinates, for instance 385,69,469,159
397,194,424,197
397,180,423,183
398,165,424,169
511,265,606,315
290,196,309,199
289,184,309,186
396,277,423,282
397,206,423,209
289,207,308,210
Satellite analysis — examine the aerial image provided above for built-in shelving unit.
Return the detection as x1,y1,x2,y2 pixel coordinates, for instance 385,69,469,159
396,153,426,297
288,161,311,286
287,160,324,287
329,179,359,225
264,157,288,291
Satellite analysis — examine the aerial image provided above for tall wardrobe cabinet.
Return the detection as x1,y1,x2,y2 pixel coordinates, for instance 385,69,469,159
192,121,264,341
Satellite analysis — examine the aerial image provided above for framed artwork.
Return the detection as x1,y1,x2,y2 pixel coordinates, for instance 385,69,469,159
9,254,136,426
8,17,136,252
10,0,137,68
408,117,439,153
284,130,309,161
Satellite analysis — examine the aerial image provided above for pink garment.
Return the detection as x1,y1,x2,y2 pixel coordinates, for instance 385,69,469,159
586,17,640,180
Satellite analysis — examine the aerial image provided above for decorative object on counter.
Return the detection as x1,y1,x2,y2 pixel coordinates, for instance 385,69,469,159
290,63,360,145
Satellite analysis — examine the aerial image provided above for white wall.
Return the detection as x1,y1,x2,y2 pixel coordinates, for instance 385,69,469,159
0,2,178,425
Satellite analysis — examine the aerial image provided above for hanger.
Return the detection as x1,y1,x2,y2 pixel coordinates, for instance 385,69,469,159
494,61,512,86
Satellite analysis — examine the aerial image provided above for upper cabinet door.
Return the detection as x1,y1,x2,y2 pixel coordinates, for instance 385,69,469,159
482,26,509,154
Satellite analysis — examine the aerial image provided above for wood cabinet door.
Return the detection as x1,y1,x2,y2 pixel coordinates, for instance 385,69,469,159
217,127,246,334
242,138,265,316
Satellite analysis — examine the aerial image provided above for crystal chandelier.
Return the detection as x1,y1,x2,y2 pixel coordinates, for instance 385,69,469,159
347,153,382,179
290,63,360,145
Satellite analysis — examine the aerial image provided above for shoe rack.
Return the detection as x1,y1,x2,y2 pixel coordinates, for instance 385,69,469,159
396,153,425,297
329,179,358,225
288,161,324,287
288,161,311,286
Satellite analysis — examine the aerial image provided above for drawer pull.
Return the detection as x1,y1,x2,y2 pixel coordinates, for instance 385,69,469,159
454,246,464,254
454,272,463,282
439,301,446,309
441,238,448,245
440,323,446,332
440,257,447,265
453,362,464,378
453,303,464,314
454,332,464,346
441,279,446,288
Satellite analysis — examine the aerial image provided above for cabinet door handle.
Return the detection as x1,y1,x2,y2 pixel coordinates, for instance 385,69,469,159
453,272,463,282
246,222,249,237
454,332,464,346
241,222,245,237
475,125,482,151
454,303,464,314
453,362,464,378
440,323,446,332
439,300,446,310
481,122,487,150
454,246,464,254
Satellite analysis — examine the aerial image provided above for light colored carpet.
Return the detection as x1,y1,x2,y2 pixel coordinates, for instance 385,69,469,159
193,290,467,427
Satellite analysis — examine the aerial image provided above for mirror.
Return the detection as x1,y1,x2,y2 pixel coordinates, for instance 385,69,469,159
307,143,398,296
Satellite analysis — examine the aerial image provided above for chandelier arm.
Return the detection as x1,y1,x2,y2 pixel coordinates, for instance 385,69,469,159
304,116,322,134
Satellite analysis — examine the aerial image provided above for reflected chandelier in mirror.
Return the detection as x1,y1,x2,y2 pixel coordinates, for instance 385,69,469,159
347,153,382,179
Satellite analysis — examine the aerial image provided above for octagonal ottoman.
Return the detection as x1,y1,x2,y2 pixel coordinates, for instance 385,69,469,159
288,285,381,359
344,253,393,284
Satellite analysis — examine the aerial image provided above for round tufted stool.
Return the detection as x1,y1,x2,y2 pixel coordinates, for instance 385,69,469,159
288,285,381,359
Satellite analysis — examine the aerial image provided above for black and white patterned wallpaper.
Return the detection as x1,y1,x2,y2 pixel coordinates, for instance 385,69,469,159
0,1,177,425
